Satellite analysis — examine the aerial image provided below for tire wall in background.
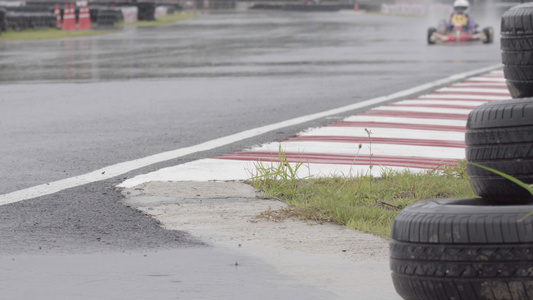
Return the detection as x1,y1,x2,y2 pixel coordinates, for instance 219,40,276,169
0,8,5,33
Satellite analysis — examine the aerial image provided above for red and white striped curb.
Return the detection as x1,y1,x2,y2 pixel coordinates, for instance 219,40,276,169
120,70,509,186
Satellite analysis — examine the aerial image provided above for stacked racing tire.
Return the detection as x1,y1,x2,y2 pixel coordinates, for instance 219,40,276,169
390,3,533,299
501,3,533,98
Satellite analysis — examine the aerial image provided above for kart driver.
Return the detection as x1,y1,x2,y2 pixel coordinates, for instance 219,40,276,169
447,0,476,34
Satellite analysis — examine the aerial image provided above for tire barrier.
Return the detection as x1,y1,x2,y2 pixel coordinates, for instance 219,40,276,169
96,8,123,27
381,3,452,16
462,2,533,204
136,2,155,21
0,2,58,32
391,3,533,299
0,7,6,34
0,1,186,33
4,10,56,31
250,4,354,12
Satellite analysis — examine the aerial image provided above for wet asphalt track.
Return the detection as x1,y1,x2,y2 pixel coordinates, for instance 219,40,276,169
0,10,502,299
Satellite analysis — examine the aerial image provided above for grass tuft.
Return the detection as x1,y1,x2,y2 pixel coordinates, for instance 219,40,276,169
247,146,475,239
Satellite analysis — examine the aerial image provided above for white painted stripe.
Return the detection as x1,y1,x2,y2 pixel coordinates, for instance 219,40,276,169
118,158,429,187
299,127,465,141
250,141,465,159
0,64,501,206
453,82,507,87
373,106,472,114
418,94,509,100
395,99,488,107
342,115,467,126
437,87,511,94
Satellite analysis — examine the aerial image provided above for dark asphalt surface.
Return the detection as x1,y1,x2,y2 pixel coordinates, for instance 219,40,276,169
0,9,503,299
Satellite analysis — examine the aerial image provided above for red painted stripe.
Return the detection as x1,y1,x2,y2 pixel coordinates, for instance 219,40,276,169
215,152,459,169
360,110,468,120
387,103,478,109
432,91,509,96
327,121,466,132
411,97,495,102
286,136,466,148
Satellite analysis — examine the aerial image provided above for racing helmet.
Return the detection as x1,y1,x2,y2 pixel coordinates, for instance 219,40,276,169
453,0,469,14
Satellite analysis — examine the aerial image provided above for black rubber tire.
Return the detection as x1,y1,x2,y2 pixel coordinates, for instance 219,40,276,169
466,98,533,130
501,3,533,98
501,3,533,37
465,98,533,202
504,65,533,81
501,50,533,66
507,80,533,98
428,27,436,45
483,27,493,44
501,35,533,52
390,198,533,300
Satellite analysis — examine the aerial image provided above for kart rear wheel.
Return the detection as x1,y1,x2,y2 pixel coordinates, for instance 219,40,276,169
427,27,436,45
482,27,493,44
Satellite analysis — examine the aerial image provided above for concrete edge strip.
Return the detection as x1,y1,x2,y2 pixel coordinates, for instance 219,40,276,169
0,64,503,207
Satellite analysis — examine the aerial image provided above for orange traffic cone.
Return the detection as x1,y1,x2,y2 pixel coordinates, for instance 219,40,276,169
62,3,74,31
70,3,76,30
354,2,359,12
78,4,91,30
54,4,61,29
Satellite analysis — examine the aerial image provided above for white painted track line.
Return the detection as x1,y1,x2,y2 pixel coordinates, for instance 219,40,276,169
298,127,465,141
250,141,465,159
418,94,508,100
372,106,473,114
342,116,466,126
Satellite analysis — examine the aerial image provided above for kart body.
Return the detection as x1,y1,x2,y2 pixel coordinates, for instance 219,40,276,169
427,16,493,45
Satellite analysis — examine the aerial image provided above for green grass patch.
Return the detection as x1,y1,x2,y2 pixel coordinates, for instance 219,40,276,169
247,153,475,239
0,28,111,42
118,12,199,27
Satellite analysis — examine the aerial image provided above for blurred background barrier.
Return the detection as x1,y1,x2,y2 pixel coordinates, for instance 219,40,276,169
4,11,56,30
95,7,123,26
119,6,137,23
154,5,168,18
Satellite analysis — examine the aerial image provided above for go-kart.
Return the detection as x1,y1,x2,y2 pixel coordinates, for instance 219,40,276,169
427,16,493,45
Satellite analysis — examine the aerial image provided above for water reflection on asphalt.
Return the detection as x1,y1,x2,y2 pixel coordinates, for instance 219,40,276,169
0,248,336,300
0,11,501,83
